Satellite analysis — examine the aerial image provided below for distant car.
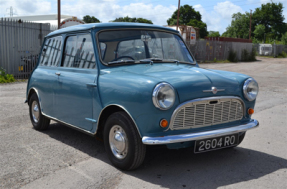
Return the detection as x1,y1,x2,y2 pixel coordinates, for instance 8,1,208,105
26,23,259,170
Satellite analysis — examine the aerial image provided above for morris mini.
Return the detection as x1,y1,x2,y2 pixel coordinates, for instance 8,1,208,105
26,23,259,170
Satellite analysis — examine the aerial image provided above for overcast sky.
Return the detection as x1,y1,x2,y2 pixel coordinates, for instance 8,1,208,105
0,0,286,34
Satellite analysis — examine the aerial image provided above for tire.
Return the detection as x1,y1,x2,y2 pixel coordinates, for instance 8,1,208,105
29,93,50,130
104,111,146,170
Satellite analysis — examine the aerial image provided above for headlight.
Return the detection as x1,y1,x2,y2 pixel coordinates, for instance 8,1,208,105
152,82,175,110
243,78,259,101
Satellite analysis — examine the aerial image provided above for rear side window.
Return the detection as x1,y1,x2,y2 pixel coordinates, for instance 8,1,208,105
39,36,62,66
62,34,96,69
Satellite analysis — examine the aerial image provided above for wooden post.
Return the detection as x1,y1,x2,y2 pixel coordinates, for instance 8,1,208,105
58,0,61,29
176,0,180,30
249,10,252,40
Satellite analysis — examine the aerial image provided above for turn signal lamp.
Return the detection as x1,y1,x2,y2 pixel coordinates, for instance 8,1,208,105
160,119,169,128
248,108,254,115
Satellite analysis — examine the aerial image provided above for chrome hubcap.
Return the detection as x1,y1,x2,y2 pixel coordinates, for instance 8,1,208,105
109,125,128,159
31,101,40,123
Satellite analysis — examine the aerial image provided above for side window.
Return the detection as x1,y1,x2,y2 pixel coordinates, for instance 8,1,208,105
39,36,62,66
62,34,96,69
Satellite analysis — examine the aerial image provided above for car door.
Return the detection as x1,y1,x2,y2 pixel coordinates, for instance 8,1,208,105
54,33,99,131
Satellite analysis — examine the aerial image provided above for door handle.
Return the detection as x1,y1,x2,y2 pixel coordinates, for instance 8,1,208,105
55,72,61,76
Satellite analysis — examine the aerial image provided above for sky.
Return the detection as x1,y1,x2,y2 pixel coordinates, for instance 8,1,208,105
0,0,286,34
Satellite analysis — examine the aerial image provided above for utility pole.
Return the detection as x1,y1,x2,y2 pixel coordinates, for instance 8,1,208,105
176,0,180,30
58,0,61,29
249,10,252,40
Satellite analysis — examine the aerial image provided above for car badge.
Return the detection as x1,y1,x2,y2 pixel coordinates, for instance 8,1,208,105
203,87,225,94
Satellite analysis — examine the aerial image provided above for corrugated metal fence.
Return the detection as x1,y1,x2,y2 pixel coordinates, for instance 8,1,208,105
253,43,287,57
0,18,56,79
189,40,253,62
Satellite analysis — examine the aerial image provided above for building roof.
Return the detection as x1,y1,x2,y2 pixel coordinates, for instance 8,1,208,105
47,22,179,37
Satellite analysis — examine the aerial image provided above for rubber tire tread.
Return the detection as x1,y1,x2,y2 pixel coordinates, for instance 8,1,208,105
104,111,146,170
29,93,50,130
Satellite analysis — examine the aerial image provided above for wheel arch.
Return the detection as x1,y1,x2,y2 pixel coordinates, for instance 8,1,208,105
27,87,40,104
96,104,142,138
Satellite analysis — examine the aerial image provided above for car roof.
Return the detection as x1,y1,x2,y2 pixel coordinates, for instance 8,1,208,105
47,22,179,37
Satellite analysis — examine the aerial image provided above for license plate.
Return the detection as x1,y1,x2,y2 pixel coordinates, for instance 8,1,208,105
194,134,239,153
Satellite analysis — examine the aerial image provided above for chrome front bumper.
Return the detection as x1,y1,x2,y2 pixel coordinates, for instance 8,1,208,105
142,119,259,145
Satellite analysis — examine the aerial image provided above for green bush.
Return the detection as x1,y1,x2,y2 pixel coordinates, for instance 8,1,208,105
227,49,237,62
241,49,249,62
0,67,15,83
278,51,287,58
249,48,257,61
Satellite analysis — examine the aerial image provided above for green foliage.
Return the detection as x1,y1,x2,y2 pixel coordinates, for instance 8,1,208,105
281,32,287,45
278,51,287,58
241,49,256,61
213,58,217,62
167,5,208,38
222,12,250,39
241,49,249,62
249,49,257,61
112,16,153,24
253,24,265,41
222,2,286,41
253,2,286,40
0,67,15,83
227,49,237,62
208,31,220,37
83,15,100,23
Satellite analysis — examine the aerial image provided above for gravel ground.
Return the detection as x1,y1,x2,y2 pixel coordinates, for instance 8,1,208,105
0,57,286,189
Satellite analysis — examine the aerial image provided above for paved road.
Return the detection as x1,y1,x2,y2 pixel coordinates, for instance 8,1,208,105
0,57,286,189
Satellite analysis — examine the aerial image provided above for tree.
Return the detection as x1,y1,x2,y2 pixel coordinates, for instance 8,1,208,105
208,31,220,37
221,12,250,39
253,24,265,41
167,5,208,38
112,16,153,24
252,2,286,40
83,15,100,23
281,32,287,45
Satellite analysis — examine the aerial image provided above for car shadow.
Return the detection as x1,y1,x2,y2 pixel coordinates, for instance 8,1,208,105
44,123,287,189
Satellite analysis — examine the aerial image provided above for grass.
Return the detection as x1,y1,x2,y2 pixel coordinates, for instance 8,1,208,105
0,67,15,83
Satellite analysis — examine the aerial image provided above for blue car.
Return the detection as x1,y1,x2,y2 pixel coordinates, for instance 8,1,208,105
26,23,259,170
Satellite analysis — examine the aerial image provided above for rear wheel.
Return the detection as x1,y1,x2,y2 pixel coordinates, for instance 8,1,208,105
29,93,50,130
104,112,146,170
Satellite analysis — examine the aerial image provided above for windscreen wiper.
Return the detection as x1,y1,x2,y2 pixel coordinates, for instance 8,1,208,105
139,58,163,63
107,60,135,65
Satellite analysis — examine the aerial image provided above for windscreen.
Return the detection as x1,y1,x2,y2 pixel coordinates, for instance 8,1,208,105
98,30,194,64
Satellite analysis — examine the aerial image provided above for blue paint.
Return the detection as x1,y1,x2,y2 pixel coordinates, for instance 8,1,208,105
26,23,257,149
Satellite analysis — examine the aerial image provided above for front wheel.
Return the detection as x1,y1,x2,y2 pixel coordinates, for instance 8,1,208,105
104,112,146,170
29,93,50,130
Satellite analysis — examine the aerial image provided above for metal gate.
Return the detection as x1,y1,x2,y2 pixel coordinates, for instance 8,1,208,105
0,18,56,79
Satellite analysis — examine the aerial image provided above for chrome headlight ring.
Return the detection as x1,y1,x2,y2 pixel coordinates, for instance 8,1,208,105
243,78,259,101
152,82,175,110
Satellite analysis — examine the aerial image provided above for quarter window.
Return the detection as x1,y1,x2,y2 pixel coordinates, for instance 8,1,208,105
39,36,62,66
62,34,96,69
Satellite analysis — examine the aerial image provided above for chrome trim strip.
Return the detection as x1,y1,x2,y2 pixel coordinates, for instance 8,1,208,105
203,87,225,94
85,118,97,123
86,83,97,87
142,119,259,145
167,96,246,131
43,113,95,136
96,104,142,137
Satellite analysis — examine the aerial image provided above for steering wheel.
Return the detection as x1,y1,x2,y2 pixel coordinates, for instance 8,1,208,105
112,56,134,61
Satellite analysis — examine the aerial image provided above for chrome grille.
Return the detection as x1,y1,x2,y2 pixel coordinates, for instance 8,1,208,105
170,97,244,130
